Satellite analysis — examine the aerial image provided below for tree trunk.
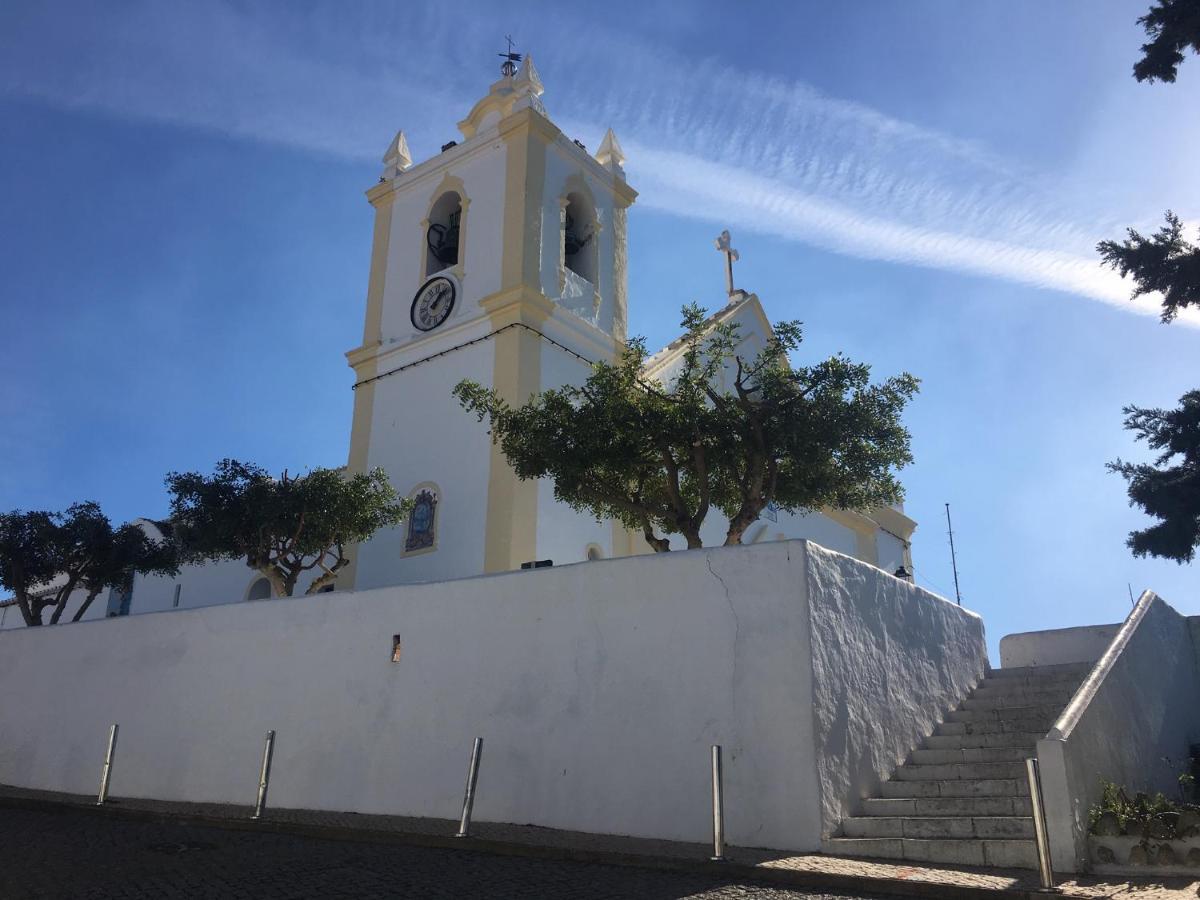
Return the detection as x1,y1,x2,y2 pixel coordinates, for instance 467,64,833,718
641,524,671,553
48,578,78,625
261,566,289,599
724,505,765,546
305,557,347,595
682,529,704,550
72,589,102,623
16,594,36,626
281,569,299,597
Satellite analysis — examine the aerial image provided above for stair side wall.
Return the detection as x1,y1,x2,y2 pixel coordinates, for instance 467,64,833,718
804,543,989,838
1038,593,1200,873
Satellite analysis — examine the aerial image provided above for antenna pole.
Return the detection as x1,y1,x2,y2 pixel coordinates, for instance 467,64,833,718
1127,583,1136,608
945,503,962,607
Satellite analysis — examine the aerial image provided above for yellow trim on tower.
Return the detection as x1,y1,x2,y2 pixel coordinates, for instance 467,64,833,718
481,107,557,573
337,184,399,591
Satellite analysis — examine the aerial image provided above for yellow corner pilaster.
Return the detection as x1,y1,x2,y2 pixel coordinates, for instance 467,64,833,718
480,109,557,573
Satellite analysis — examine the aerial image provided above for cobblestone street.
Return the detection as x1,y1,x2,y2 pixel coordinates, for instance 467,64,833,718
1,808,882,900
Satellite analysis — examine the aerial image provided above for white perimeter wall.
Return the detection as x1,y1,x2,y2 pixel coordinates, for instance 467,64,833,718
0,540,984,850
1037,592,1200,871
999,624,1122,669
806,547,988,835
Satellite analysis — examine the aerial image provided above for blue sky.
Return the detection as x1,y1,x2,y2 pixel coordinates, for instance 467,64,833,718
1,1,1197,658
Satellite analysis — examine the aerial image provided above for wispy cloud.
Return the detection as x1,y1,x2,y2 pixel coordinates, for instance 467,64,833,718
1,0,1193,326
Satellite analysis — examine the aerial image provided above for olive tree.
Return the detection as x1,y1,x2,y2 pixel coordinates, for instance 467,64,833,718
455,304,918,551
165,460,410,597
0,503,178,626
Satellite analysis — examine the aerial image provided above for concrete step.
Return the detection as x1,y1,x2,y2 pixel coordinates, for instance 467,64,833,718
971,680,1082,700
987,662,1093,680
894,761,1026,781
934,717,1052,736
910,746,1032,765
824,836,1038,868
880,778,1022,799
862,796,1033,818
841,815,1035,840
945,705,1061,724
960,690,1074,711
923,731,1043,751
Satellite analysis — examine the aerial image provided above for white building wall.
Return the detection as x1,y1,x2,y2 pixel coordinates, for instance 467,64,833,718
378,146,507,343
0,557,330,631
999,623,1122,669
875,530,907,575
534,342,616,565
0,540,982,851
354,342,496,589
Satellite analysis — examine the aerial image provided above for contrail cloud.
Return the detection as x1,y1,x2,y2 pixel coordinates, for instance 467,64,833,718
1,1,1192,326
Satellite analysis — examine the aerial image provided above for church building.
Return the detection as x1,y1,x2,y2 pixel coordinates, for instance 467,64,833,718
0,54,915,626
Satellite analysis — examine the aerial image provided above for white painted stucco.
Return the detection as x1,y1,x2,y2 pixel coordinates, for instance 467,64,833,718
354,338,496,588
999,623,1122,669
0,540,979,851
805,545,988,837
1037,593,1200,872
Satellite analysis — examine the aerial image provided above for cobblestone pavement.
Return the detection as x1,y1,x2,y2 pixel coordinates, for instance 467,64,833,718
3,786,1198,899
1,807,881,900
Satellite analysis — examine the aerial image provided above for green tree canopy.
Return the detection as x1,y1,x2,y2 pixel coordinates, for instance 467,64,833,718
455,304,918,551
0,503,178,626
1132,0,1200,83
1108,391,1200,562
165,461,410,597
1098,211,1200,323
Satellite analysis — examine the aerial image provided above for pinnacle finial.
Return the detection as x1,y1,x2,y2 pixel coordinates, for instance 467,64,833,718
514,53,544,97
381,130,412,179
595,128,625,169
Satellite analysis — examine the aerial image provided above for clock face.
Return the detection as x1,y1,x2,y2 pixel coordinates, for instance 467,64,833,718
411,277,456,332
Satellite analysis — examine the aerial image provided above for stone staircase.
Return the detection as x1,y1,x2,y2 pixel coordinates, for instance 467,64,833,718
824,661,1092,869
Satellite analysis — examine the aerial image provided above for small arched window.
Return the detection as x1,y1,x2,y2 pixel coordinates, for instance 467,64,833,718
425,192,462,275
404,486,439,554
562,191,597,284
585,544,604,561
246,577,272,602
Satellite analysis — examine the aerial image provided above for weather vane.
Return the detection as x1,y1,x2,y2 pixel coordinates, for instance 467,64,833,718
498,35,522,78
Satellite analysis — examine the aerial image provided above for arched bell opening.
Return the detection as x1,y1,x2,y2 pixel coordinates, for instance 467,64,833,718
562,191,597,285
425,191,462,275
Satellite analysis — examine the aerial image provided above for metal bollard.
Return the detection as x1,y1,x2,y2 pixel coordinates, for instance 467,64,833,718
1025,758,1060,893
455,737,484,838
96,724,119,805
251,730,276,820
710,744,726,861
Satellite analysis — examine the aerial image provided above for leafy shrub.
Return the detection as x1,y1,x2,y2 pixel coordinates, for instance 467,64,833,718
1089,780,1200,838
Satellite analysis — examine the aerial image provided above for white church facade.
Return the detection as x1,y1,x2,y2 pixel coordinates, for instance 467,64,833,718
1,56,915,627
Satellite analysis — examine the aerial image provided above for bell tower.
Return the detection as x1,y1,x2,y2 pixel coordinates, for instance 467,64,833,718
341,53,638,590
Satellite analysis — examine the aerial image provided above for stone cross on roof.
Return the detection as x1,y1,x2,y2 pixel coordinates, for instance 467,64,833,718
714,229,739,296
